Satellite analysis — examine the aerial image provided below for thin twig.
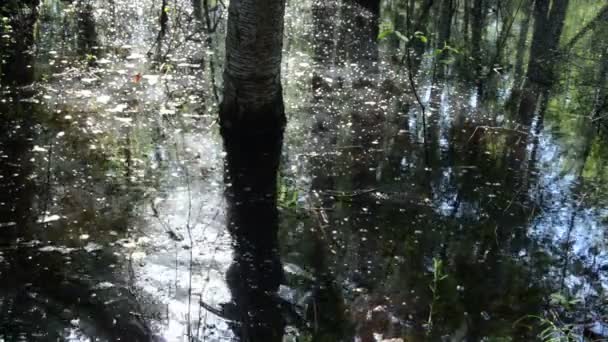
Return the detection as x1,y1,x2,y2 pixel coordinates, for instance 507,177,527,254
467,125,529,142
320,188,378,197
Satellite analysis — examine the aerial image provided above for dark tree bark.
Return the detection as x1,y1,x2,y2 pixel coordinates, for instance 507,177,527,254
517,0,569,125
591,24,608,125
513,0,533,85
0,0,39,86
525,0,569,85
437,0,454,50
463,0,470,44
0,0,39,243
471,0,484,85
76,2,98,60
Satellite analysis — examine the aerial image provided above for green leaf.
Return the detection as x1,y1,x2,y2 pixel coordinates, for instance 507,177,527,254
378,28,394,40
442,44,460,54
549,292,568,305
413,31,428,44
378,21,394,40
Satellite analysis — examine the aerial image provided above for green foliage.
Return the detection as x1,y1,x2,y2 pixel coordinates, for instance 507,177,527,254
549,292,582,311
377,23,424,44
427,257,448,333
434,43,460,56
414,31,428,44
513,313,581,342
377,21,394,40
278,175,299,209
514,292,589,342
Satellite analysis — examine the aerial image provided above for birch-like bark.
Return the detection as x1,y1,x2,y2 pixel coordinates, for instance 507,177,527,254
220,0,286,127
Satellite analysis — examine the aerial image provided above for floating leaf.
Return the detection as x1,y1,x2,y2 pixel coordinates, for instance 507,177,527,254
133,73,142,83
37,214,61,223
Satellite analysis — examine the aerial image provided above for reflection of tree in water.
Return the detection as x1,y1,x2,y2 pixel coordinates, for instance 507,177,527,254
75,1,98,59
220,117,287,341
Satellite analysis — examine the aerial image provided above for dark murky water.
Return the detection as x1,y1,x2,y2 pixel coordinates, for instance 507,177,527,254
1,0,607,341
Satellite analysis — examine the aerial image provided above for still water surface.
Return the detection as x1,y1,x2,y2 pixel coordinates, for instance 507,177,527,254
0,0,607,340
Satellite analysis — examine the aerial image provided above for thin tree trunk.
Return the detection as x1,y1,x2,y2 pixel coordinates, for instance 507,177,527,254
463,0,470,45
437,0,454,49
513,0,532,85
563,3,608,52
471,0,484,88
526,0,569,85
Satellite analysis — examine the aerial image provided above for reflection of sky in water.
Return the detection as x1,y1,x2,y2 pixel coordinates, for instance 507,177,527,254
531,123,608,293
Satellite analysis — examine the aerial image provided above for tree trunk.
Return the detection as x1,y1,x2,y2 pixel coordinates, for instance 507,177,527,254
563,4,608,51
513,0,533,85
219,0,288,340
463,0,470,44
526,0,569,85
437,0,453,49
471,0,484,84
0,0,39,86
219,0,287,131
76,2,98,59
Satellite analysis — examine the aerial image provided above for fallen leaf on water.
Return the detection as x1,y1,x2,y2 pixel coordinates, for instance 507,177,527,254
37,214,61,224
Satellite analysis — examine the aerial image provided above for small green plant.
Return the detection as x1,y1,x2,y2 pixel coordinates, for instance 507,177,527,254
377,21,394,40
434,43,460,56
414,31,428,44
377,24,427,45
513,311,581,342
277,175,298,209
548,292,582,311
427,257,448,334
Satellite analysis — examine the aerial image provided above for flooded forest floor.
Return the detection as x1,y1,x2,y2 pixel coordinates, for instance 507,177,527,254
1,0,608,341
